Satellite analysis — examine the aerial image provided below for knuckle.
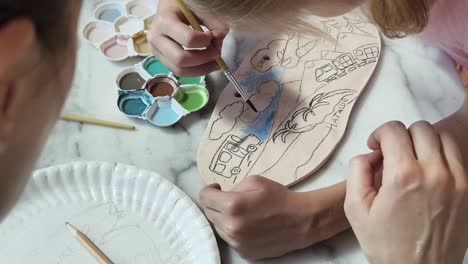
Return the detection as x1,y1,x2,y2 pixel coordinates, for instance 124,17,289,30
245,175,264,186
427,163,453,189
385,120,406,131
172,51,189,66
349,155,366,168
395,161,420,186
183,32,200,48
225,198,243,216
225,220,245,238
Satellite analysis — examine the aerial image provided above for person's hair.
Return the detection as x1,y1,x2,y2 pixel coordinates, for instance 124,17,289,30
185,0,431,38
0,0,69,51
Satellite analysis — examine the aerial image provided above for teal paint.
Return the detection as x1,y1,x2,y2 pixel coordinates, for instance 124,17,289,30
143,57,171,76
118,94,149,116
99,9,121,23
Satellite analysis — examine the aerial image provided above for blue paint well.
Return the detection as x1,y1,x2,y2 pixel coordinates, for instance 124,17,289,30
118,90,152,117
239,67,285,142
150,100,182,127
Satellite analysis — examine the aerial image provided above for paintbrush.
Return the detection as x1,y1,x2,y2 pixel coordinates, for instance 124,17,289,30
175,0,258,112
66,222,114,264
61,114,136,131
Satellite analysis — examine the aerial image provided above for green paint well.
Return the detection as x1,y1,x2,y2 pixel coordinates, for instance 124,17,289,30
143,57,170,76
178,76,204,85
176,86,209,112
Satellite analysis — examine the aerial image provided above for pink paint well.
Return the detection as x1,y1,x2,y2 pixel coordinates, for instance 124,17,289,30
84,22,114,43
102,36,129,60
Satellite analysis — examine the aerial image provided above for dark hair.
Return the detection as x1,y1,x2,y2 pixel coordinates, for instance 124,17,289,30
0,0,68,51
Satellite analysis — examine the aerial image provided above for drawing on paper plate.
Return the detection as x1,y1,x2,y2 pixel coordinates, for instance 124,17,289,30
197,11,382,189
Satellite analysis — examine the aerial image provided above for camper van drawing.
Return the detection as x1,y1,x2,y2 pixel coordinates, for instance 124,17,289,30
354,44,379,66
209,134,260,178
315,53,354,83
315,43,380,83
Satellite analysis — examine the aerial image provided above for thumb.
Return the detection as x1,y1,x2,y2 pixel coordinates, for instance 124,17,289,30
346,151,382,214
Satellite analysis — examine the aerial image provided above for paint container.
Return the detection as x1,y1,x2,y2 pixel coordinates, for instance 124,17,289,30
82,21,114,44
114,16,144,36
142,56,171,76
116,57,209,127
174,85,210,112
145,76,179,98
126,0,156,19
132,31,151,55
100,36,131,61
94,2,126,23
144,16,154,30
83,1,156,61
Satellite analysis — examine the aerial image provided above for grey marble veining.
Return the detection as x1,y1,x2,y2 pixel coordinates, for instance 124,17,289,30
36,0,465,263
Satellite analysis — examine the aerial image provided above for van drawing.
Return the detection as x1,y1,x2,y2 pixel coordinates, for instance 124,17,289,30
332,53,356,73
209,134,260,178
315,63,346,83
354,44,379,66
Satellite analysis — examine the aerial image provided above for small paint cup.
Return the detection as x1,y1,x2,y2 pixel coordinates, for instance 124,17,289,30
82,21,115,45
116,68,148,91
114,16,144,36
132,32,151,56
100,35,130,61
94,2,127,23
126,0,155,19
142,56,171,76
145,76,179,99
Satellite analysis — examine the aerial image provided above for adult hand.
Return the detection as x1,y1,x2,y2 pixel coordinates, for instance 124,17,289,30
200,176,349,260
345,121,468,264
148,0,229,77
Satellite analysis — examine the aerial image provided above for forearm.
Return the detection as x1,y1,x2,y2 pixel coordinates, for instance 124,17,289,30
291,181,349,246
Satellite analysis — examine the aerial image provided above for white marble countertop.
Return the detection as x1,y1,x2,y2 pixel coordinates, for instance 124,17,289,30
36,1,466,263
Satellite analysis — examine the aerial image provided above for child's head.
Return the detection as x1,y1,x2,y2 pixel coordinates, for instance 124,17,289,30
0,0,82,218
186,0,431,37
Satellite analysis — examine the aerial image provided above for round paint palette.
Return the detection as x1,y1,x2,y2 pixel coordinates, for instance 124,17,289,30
116,56,209,127
83,1,155,61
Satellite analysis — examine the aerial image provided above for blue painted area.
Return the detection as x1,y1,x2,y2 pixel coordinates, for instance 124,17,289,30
150,100,183,127
239,67,285,142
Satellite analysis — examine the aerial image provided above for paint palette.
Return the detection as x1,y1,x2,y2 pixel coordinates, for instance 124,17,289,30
117,56,209,127
83,1,155,61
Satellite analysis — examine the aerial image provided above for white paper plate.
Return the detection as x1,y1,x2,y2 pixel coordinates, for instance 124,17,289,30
0,162,220,264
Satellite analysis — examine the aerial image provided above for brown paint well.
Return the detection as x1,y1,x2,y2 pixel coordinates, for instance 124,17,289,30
147,77,177,97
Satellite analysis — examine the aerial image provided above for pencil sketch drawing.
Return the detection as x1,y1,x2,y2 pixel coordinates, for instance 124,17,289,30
198,11,382,189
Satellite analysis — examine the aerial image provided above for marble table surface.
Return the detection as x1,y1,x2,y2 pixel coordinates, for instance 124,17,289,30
35,1,466,263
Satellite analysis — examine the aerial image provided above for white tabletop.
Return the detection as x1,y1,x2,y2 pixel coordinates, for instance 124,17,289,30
36,0,466,263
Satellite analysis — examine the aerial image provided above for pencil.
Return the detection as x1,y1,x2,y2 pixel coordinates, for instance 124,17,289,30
61,114,135,131
175,0,258,112
66,222,114,264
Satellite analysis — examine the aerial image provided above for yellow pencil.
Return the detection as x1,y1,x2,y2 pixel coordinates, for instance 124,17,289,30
61,114,135,131
175,0,258,112
66,222,114,264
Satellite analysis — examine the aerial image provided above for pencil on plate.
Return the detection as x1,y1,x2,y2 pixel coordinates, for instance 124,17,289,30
61,114,135,130
66,222,114,264
174,0,258,112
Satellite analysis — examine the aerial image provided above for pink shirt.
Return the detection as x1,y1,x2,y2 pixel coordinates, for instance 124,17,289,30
419,0,468,67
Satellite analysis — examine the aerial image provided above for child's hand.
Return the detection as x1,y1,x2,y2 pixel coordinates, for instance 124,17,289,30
345,121,468,264
148,0,229,77
200,176,318,261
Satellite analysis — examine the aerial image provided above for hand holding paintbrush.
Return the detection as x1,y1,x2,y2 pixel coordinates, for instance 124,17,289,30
149,0,258,112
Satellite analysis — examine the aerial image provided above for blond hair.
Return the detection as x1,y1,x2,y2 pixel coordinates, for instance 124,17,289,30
185,0,431,38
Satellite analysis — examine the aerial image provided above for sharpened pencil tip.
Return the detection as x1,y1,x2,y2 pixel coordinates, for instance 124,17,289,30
246,100,258,113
